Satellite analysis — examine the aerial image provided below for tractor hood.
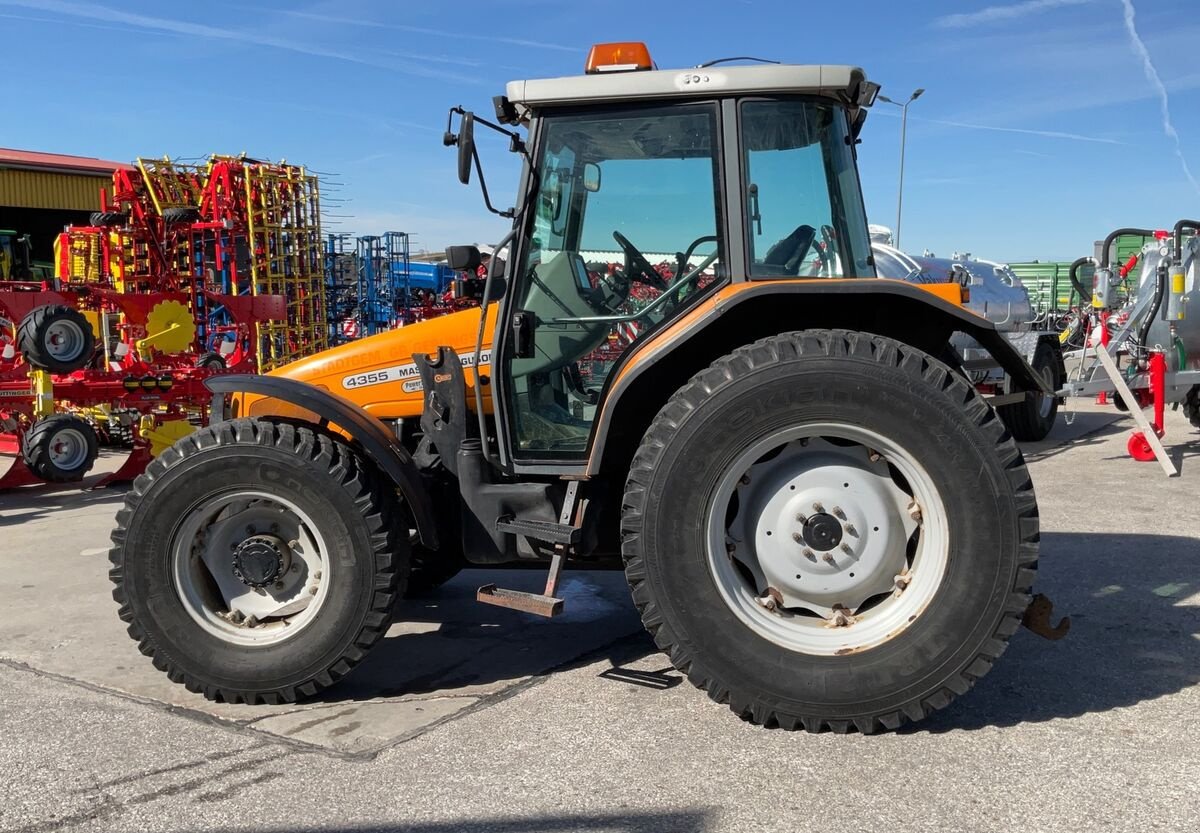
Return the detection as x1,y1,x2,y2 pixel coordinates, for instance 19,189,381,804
244,306,497,423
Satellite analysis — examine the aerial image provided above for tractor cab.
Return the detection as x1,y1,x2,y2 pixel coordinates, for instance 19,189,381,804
447,43,880,460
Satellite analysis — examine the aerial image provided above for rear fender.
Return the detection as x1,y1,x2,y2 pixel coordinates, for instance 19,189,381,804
205,375,438,549
588,280,1050,475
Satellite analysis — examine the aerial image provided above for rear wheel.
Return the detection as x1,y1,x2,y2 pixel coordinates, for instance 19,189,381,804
621,330,1039,733
18,305,96,373
22,414,99,482
109,419,409,703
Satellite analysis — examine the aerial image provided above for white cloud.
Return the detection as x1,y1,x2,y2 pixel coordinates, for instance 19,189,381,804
873,108,1124,145
935,0,1092,29
0,0,485,83
273,9,577,54
1119,0,1200,196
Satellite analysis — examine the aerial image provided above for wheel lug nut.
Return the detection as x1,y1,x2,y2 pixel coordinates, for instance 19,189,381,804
845,524,859,537
802,548,817,561
832,506,846,520
822,553,836,565
792,532,804,544
868,450,882,462
908,501,922,523
840,543,854,556
812,501,824,513
795,513,807,523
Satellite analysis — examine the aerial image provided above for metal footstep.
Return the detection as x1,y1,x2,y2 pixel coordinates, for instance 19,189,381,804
477,584,564,617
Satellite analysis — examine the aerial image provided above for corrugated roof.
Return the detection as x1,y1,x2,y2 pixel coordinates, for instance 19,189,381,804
0,148,132,174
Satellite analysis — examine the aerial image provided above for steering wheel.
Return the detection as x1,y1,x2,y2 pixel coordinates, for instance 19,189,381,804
612,230,669,292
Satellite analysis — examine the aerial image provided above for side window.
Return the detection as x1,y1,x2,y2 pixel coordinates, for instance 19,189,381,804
741,99,872,278
508,104,724,458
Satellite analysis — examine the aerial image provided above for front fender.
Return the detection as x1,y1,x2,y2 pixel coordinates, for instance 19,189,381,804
205,375,438,549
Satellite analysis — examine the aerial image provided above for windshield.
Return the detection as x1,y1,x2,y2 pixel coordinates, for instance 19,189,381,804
740,99,873,278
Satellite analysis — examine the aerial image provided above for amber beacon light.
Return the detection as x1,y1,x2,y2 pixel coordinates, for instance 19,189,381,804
584,42,654,73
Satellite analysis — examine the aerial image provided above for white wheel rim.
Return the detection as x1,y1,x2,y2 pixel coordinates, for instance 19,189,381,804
171,490,331,646
706,423,949,656
45,320,86,363
1036,362,1056,419
48,427,89,470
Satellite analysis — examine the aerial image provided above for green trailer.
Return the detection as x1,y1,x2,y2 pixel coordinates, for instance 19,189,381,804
1010,233,1155,314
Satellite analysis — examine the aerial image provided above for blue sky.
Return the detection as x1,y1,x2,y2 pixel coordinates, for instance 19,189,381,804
2,0,1197,261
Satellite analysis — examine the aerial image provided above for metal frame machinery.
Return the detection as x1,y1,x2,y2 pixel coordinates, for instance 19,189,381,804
1057,221,1200,472
0,153,330,488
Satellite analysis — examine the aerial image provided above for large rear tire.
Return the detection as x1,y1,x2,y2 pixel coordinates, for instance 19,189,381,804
621,330,1039,733
109,418,409,704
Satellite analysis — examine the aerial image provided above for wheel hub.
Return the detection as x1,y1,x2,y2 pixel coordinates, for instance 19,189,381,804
231,535,289,588
727,439,922,620
801,512,843,551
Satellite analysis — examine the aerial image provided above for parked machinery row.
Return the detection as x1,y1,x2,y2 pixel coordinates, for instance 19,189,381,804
1058,221,1200,469
0,154,327,487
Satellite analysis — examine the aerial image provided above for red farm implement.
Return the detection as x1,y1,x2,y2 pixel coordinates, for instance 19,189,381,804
0,154,325,489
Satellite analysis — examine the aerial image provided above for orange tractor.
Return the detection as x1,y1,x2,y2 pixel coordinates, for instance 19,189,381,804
110,44,1058,732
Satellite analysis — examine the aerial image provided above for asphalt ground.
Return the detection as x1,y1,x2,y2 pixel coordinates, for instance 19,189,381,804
1,402,1197,832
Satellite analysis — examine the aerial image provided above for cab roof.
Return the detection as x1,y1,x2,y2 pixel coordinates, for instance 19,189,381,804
505,64,873,114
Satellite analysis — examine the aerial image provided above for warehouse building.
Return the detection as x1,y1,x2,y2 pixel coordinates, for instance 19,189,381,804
0,148,131,262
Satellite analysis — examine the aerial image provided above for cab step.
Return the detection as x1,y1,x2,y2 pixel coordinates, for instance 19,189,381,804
495,516,580,545
476,584,564,617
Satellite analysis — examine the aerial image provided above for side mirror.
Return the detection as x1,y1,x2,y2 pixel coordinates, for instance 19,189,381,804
582,162,602,193
457,112,475,185
446,245,481,272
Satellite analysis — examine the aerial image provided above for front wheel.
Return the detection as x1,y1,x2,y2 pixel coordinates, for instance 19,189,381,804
109,419,409,703
621,330,1039,733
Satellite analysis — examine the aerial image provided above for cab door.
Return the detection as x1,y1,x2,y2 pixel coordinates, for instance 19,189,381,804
491,102,728,469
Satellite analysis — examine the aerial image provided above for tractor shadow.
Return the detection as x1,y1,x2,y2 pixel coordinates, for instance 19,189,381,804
311,566,647,703
321,531,1199,735
912,531,1200,733
1018,411,1125,463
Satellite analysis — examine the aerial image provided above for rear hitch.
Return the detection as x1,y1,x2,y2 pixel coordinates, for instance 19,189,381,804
1021,593,1071,641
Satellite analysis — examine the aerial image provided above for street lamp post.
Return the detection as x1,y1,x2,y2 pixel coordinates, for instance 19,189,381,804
877,88,924,249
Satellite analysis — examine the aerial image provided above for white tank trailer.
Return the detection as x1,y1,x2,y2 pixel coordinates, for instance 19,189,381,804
872,242,1063,441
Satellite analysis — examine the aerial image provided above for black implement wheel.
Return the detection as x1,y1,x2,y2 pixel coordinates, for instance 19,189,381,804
109,419,409,704
195,352,226,370
18,305,96,373
997,338,1065,442
621,330,1039,733
22,414,99,482
161,207,201,225
89,211,128,227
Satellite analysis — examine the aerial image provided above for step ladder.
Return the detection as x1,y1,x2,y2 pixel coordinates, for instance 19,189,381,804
477,481,582,618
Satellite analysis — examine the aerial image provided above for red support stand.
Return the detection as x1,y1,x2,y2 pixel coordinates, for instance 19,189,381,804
88,445,153,490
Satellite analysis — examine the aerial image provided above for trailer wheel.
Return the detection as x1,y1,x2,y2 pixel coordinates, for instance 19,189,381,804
997,339,1065,442
18,305,96,373
22,414,100,482
109,418,409,704
621,330,1039,733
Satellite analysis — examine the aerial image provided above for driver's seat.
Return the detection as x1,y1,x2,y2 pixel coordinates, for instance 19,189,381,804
761,225,816,276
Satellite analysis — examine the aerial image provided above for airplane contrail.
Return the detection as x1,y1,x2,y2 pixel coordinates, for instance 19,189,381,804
1120,0,1200,196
